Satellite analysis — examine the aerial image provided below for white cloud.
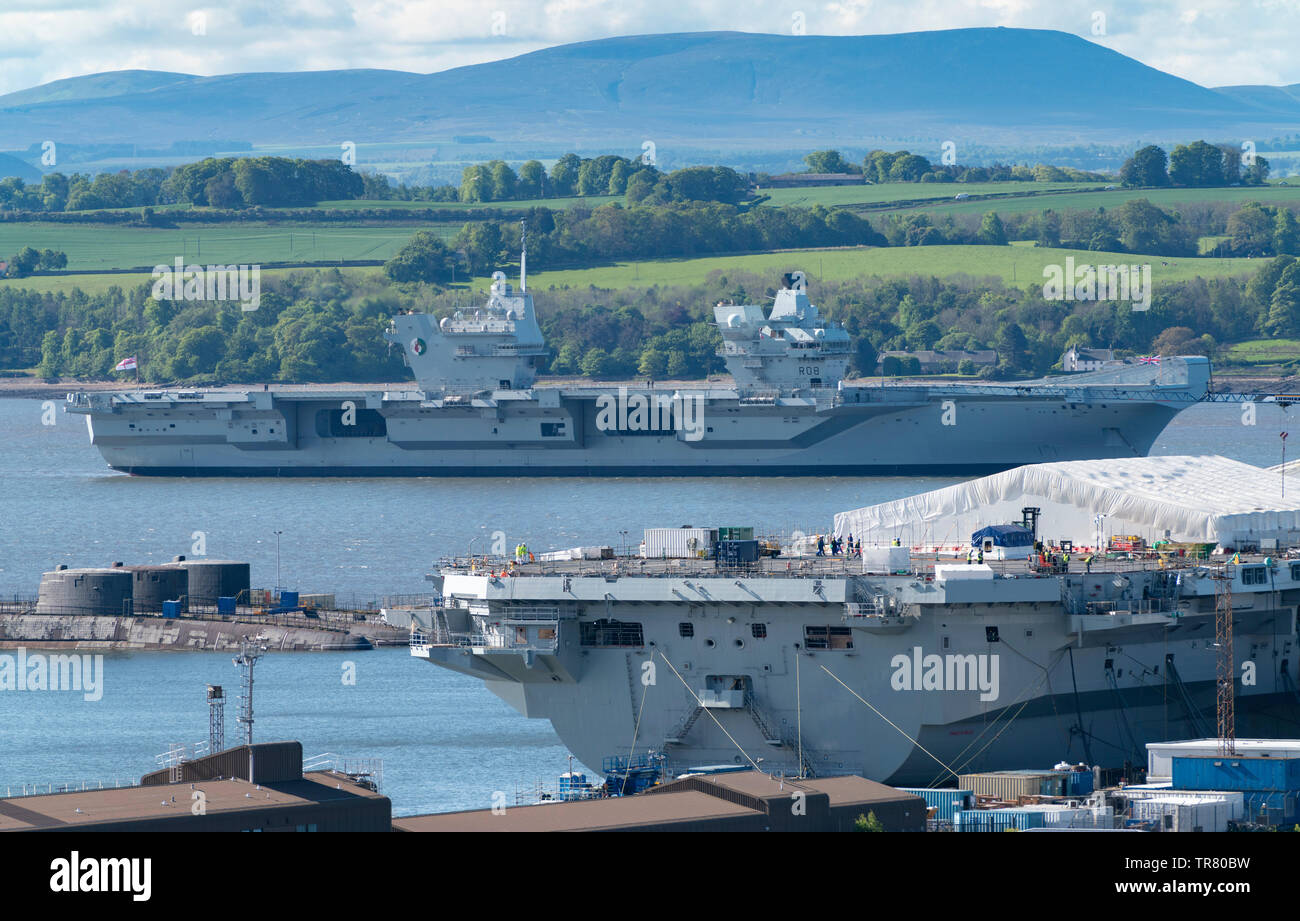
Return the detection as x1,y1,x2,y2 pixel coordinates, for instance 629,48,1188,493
0,0,1297,96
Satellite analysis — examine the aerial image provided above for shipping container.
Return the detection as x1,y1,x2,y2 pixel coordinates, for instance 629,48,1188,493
216,596,237,615
898,788,975,821
1131,796,1232,832
958,771,1060,801
643,528,715,559
1171,755,1300,793
1066,770,1094,796
954,808,1046,832
717,527,755,541
715,539,760,564
1124,788,1245,822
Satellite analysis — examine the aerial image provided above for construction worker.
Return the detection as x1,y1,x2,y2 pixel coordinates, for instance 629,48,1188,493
816,535,825,557
1083,554,1093,574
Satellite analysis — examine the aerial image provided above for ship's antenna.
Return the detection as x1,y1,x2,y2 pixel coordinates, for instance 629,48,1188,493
519,219,527,293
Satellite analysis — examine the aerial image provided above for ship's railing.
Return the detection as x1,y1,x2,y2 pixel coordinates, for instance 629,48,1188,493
844,598,901,618
381,592,440,608
4,778,143,799
302,753,383,792
500,605,577,621
435,554,871,580
1074,598,1183,617
409,622,559,653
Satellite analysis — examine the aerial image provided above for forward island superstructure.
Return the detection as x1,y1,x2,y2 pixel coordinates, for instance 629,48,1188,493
66,255,1211,476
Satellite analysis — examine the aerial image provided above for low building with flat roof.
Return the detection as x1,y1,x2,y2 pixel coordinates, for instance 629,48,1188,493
394,789,764,832
0,741,390,832
395,770,925,832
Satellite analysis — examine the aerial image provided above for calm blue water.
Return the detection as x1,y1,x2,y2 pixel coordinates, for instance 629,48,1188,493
0,396,1294,814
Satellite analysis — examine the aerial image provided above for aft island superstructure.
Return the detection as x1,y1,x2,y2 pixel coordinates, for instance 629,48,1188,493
66,258,1211,476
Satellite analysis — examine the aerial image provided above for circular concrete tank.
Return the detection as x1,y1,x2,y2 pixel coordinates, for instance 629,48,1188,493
36,568,134,616
179,560,251,605
121,564,189,612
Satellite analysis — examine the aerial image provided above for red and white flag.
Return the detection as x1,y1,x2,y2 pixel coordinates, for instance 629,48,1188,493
114,356,138,372
1138,355,1161,365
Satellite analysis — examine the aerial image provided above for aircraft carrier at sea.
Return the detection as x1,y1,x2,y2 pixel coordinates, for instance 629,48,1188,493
65,242,1212,477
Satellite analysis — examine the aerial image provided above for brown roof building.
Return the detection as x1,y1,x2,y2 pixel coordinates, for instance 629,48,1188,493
0,742,390,833
395,770,925,833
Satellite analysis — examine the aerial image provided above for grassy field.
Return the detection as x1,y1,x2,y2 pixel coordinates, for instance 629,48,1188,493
757,181,1109,209
1,241,1264,298
0,266,385,296
1223,339,1300,366
878,184,1300,217
526,244,1260,290
0,223,452,271
311,194,621,211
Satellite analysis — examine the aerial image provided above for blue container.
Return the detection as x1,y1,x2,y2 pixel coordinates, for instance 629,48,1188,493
1172,755,1300,793
161,600,181,619
216,596,236,615
900,788,975,821
279,591,299,609
955,808,1046,832
558,772,589,801
1066,770,1095,796
715,540,760,563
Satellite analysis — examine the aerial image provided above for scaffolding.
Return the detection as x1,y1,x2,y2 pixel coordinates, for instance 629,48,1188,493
207,684,225,755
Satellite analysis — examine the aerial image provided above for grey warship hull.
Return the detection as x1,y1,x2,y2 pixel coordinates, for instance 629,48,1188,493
412,557,1300,784
65,265,1211,477
66,373,1198,478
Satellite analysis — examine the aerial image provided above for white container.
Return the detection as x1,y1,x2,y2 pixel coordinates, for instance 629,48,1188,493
862,546,910,574
1124,788,1244,822
644,528,714,559
1131,796,1232,832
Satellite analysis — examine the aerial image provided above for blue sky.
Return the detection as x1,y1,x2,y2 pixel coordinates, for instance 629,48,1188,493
2,0,1297,96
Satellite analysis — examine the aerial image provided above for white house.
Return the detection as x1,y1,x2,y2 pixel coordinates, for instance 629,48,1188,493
1060,346,1118,372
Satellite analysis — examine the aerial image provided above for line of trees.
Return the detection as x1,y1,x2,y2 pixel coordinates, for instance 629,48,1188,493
2,246,67,277
454,154,750,206
1120,141,1271,188
0,157,364,213
383,201,886,284
382,194,1300,289
796,149,1109,184
9,254,1300,383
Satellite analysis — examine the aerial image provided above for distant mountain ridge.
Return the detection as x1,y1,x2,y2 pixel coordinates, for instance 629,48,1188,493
1,28,1298,170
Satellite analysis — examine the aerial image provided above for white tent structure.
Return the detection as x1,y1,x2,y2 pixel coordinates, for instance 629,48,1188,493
834,455,1300,552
